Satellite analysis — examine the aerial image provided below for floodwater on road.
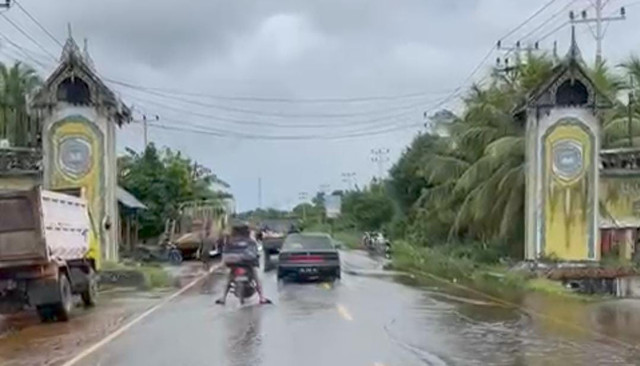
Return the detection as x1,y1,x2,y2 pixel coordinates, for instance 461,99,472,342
3,251,640,365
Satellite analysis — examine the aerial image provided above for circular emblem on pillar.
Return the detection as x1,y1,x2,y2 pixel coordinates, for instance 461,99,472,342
58,136,92,178
552,139,584,181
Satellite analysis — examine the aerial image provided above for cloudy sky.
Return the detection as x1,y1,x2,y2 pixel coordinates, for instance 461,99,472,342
2,0,640,211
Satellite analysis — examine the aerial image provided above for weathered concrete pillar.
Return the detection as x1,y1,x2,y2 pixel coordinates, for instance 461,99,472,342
30,30,131,262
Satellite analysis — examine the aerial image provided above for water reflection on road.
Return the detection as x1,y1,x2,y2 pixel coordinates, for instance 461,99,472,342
4,251,640,365
392,272,640,366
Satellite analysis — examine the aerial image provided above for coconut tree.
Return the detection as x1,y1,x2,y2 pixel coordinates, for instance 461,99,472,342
602,56,640,148
0,61,42,146
412,51,630,253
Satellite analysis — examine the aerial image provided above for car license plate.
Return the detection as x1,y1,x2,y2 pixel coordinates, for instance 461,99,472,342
235,276,248,281
300,268,318,274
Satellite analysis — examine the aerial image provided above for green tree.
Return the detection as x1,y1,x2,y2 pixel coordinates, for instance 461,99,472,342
118,144,229,238
0,61,42,145
402,52,623,256
341,183,394,231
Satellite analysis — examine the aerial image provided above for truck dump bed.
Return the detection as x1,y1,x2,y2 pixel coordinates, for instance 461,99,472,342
0,188,45,263
0,188,90,266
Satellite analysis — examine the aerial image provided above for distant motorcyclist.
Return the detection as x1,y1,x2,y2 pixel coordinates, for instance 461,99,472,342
216,221,269,305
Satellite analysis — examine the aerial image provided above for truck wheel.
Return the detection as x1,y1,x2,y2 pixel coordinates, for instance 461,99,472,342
53,274,73,321
36,305,54,322
81,269,98,307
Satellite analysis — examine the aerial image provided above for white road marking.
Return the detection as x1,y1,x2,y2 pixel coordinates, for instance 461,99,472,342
336,304,353,321
61,263,222,366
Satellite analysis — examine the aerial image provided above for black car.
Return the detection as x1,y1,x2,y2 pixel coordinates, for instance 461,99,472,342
277,233,341,282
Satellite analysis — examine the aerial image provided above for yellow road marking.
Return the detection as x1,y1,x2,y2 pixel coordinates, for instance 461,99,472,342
336,304,353,321
321,282,331,290
61,263,222,366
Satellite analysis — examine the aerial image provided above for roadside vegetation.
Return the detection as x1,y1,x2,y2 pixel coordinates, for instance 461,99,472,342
101,261,173,290
285,53,640,296
118,144,231,239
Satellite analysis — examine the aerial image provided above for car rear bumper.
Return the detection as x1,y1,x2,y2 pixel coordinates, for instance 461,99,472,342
277,263,340,280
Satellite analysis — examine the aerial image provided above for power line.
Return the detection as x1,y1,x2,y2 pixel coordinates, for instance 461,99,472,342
13,0,63,48
121,90,433,129
500,0,562,41
439,0,568,113
537,20,571,42
570,0,626,64
0,12,56,61
520,0,579,43
0,32,50,69
106,0,569,110
115,82,444,120
106,77,455,105
142,117,423,141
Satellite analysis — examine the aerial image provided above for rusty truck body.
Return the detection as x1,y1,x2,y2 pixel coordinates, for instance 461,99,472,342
0,187,99,322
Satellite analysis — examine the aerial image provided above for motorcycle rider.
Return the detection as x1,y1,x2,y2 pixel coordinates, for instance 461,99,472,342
216,220,269,305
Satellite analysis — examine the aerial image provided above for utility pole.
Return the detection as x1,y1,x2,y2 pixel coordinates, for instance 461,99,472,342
495,40,541,78
298,192,308,221
629,75,636,147
570,3,626,65
140,114,158,149
143,115,148,148
257,177,262,209
370,148,390,180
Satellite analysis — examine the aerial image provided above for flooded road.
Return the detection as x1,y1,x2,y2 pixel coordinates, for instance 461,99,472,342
3,251,640,365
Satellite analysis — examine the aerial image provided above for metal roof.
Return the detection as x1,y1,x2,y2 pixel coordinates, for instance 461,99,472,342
117,186,147,210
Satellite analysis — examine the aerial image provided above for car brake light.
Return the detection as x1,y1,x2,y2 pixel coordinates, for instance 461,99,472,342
289,255,324,263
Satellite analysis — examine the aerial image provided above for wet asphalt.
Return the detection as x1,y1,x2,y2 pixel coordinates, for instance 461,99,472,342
77,251,428,366
7,250,640,366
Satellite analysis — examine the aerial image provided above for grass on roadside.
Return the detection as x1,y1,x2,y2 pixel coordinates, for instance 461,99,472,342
391,241,590,300
332,231,361,250
101,261,172,290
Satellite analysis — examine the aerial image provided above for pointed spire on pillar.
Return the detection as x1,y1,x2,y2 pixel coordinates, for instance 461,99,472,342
565,25,583,63
83,38,95,70
61,23,81,62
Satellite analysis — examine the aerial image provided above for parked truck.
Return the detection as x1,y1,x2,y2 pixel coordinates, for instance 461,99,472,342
0,187,99,322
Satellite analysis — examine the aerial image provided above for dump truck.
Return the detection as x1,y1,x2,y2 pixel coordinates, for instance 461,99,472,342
0,187,99,322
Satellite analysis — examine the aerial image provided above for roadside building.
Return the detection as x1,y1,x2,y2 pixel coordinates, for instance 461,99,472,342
0,26,136,262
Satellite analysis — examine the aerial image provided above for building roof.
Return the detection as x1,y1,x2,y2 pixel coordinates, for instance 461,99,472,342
513,26,612,115
29,25,131,125
117,186,147,210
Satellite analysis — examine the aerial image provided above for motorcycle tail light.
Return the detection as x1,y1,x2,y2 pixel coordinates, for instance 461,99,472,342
234,267,247,275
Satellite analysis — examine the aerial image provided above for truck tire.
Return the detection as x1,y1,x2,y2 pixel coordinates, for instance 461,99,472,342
36,305,54,322
81,269,98,307
53,274,73,321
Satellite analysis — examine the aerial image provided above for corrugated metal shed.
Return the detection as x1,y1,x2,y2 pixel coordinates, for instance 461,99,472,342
117,186,147,210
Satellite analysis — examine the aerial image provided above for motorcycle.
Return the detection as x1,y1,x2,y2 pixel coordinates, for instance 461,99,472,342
132,241,183,265
228,265,257,305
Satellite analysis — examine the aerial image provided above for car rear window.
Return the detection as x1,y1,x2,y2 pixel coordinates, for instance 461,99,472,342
283,235,333,250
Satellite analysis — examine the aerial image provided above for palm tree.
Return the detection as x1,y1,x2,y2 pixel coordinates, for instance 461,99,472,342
0,61,42,146
413,52,630,252
602,56,640,148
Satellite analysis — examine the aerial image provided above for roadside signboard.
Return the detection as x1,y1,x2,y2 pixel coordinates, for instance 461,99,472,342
325,194,342,219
